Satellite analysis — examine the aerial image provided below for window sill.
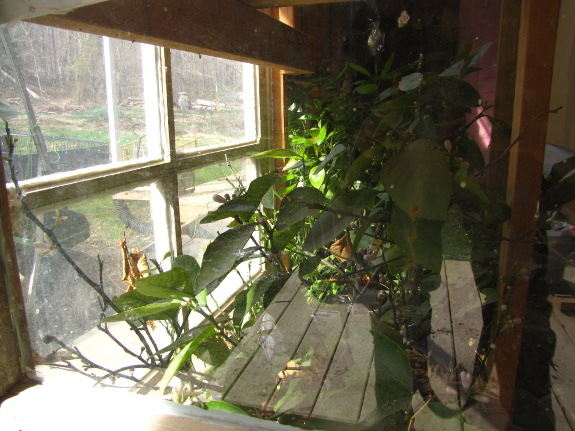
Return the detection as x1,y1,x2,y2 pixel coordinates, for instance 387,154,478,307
0,384,301,431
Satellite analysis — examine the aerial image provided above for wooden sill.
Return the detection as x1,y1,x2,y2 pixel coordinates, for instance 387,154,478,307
0,384,301,431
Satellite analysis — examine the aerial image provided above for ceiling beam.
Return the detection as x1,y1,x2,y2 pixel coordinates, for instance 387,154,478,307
29,0,317,73
242,0,359,8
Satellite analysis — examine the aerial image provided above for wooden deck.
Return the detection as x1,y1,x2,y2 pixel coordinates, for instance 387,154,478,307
550,265,575,430
214,261,508,429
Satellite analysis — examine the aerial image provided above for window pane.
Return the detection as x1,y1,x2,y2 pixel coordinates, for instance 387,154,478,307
171,51,257,151
1,23,160,183
14,186,157,359
178,158,258,260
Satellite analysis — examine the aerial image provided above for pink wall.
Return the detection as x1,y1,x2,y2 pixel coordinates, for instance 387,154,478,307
459,0,503,157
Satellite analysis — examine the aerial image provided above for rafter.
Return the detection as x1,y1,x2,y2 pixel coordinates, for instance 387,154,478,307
29,0,317,73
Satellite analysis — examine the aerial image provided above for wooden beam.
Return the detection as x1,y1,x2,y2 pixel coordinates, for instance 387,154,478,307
485,0,522,196
242,0,358,8
0,155,33,397
493,0,561,415
29,0,317,74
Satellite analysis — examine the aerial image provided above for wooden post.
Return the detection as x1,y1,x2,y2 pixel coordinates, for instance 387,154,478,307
0,153,33,397
493,0,561,414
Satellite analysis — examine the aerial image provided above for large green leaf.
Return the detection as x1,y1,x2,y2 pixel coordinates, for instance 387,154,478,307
371,329,413,413
195,336,231,367
303,189,374,252
390,206,444,273
240,171,278,208
173,255,200,290
232,271,279,327
453,168,489,208
101,299,182,323
196,223,256,295
382,140,452,221
158,326,217,392
313,143,346,175
205,400,249,416
398,72,423,92
200,199,255,224
136,267,194,298
275,187,327,231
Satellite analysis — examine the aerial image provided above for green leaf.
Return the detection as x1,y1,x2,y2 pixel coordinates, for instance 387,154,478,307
348,62,372,78
303,189,374,252
453,168,490,207
205,400,249,416
378,87,396,102
275,187,327,231
439,60,465,77
309,166,325,188
300,255,322,275
200,199,255,224
315,124,327,145
252,148,300,159
241,171,278,208
101,299,182,323
398,72,423,92
382,140,452,221
356,83,378,95
313,143,346,175
158,326,217,392
136,267,194,298
480,288,500,305
467,42,492,68
196,223,256,295
173,255,200,289
157,323,224,354
371,329,413,413
195,337,230,367
113,289,158,311
390,206,444,273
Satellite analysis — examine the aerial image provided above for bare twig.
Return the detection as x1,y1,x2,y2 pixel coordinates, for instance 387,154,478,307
4,125,158,365
475,107,563,176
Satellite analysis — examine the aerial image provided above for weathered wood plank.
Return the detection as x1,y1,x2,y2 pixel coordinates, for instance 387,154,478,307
311,304,373,423
428,260,483,406
428,261,458,405
222,282,318,409
214,269,303,394
550,296,575,426
267,301,351,416
444,260,482,377
29,0,317,73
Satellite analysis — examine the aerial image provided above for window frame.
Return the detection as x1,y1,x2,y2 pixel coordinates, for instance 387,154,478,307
2,31,277,383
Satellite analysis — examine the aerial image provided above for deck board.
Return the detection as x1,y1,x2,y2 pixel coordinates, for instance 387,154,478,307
550,295,575,428
310,304,374,423
267,302,351,416
214,269,303,394
217,260,497,427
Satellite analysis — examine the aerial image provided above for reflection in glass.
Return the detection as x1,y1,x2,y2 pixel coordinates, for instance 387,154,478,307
14,187,156,358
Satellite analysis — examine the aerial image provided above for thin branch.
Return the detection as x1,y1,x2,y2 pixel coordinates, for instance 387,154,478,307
475,107,563,176
5,126,158,364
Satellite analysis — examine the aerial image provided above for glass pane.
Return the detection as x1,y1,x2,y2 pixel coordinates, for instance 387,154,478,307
178,158,258,261
14,186,157,360
0,23,159,183
171,51,256,151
